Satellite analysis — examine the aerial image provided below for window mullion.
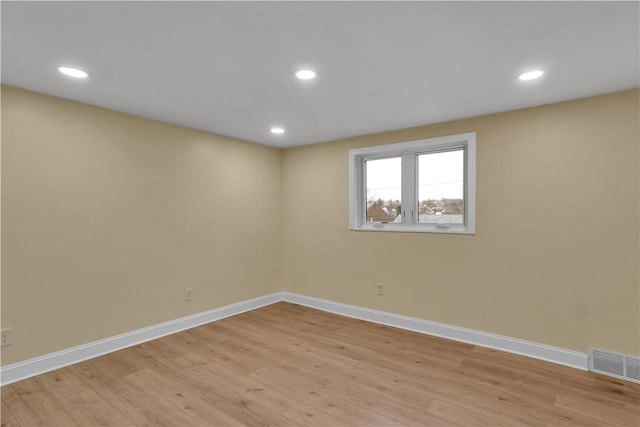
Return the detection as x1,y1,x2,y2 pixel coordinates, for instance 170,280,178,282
401,152,416,224
363,158,369,226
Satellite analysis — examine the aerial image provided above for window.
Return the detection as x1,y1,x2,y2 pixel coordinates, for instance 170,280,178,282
349,132,476,234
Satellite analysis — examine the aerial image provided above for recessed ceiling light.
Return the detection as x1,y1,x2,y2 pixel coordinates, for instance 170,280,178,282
270,127,285,134
295,69,316,80
518,70,544,81
58,66,89,78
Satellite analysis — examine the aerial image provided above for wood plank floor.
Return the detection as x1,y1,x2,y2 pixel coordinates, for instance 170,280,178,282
2,302,639,426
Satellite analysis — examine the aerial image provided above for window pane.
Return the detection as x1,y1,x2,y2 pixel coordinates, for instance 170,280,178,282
418,150,464,224
365,157,401,223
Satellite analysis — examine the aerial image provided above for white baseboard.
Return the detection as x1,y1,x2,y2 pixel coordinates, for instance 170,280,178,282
1,290,588,386
0,292,282,386
281,292,588,371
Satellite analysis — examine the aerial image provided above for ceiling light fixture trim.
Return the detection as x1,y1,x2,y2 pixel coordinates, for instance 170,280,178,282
58,66,89,78
270,127,285,134
295,69,316,80
518,70,544,81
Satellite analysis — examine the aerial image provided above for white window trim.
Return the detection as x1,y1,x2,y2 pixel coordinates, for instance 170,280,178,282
349,132,476,234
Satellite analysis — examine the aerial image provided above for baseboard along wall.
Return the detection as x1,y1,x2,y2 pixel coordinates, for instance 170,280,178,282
0,293,282,386
281,292,588,371
0,291,588,386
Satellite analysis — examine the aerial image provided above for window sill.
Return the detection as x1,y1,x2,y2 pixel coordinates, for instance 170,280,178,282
350,223,475,235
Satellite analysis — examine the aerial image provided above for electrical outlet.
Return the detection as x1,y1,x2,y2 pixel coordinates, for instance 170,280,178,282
184,288,193,302
377,283,385,296
1,328,13,347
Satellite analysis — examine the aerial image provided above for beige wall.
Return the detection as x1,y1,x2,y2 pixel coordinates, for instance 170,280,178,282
282,89,640,356
2,86,638,367
1,86,282,365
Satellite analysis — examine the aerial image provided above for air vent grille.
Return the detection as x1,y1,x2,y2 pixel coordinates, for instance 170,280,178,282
626,357,640,382
589,348,640,384
592,350,624,375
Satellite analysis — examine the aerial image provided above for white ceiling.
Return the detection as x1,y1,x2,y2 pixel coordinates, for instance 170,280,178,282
2,1,638,148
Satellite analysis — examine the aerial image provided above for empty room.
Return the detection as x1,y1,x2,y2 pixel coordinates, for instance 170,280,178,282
1,1,639,426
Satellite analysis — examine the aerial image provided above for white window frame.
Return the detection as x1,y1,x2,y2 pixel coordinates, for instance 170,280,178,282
349,132,476,234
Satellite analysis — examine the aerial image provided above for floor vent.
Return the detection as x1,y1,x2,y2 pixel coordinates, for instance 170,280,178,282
589,348,640,384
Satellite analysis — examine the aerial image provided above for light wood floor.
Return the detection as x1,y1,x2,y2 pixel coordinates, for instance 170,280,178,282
2,302,639,426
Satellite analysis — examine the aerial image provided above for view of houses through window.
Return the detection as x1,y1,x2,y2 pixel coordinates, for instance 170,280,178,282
418,149,464,224
365,156,401,223
365,150,464,224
